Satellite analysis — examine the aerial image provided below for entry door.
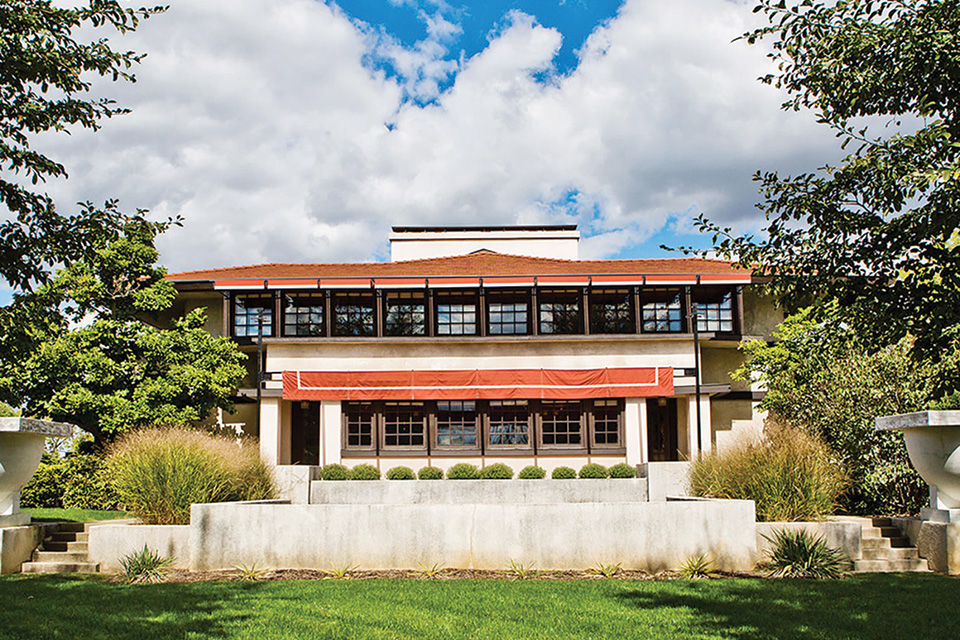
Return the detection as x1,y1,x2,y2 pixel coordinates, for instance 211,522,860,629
646,398,678,462
291,401,321,465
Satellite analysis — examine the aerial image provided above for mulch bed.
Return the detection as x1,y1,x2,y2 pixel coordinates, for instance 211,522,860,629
155,568,764,583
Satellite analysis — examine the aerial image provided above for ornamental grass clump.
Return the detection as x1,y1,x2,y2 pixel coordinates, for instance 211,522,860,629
689,421,846,522
105,427,275,525
479,463,513,479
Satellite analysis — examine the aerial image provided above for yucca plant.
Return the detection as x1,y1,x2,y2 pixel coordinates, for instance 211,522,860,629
119,545,172,584
589,562,622,578
763,528,846,579
677,553,714,579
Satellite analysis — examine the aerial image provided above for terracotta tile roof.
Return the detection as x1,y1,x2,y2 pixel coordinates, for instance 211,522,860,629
167,250,748,282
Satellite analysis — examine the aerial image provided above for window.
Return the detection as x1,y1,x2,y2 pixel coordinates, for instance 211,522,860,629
591,399,622,447
487,400,530,447
539,289,582,334
693,288,734,333
343,402,374,449
382,402,426,448
589,289,634,334
487,291,529,335
385,292,425,336
436,291,477,335
333,292,375,336
283,293,325,336
233,294,273,337
436,401,477,447
540,400,582,446
641,288,683,333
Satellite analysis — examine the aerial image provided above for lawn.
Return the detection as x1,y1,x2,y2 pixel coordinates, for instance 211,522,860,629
1,573,956,639
22,507,130,523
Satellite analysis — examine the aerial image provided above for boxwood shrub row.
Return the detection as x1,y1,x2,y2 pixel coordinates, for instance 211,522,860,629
319,462,636,481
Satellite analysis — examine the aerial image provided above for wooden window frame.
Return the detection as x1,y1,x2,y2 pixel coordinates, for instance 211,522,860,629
433,400,481,451
486,289,531,336
434,290,479,336
341,401,377,453
588,288,636,335
380,401,429,452
692,286,736,334
232,293,274,339
282,292,326,337
538,288,583,335
331,291,377,337
485,399,535,451
589,398,624,449
383,291,427,337
639,288,685,334
537,399,586,449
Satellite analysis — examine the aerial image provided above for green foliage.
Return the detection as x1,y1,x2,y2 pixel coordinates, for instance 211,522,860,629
504,560,540,580
588,562,622,578
105,427,275,525
690,421,847,522
551,466,576,480
385,466,415,481
320,464,349,481
737,312,938,515
608,463,636,479
19,454,66,508
677,554,715,580
348,464,380,481
417,466,444,480
0,402,18,417
929,391,960,410
119,545,173,584
0,1,165,290
763,529,846,579
0,220,246,444
446,463,480,480
518,465,546,480
479,463,513,480
233,563,269,581
690,0,960,357
578,463,609,479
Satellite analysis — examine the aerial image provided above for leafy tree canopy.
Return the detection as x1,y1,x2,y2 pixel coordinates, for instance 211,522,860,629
693,0,960,356
1,0,165,290
0,215,246,445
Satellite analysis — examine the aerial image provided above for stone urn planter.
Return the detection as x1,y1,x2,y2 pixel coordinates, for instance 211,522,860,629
0,417,74,527
875,410,960,520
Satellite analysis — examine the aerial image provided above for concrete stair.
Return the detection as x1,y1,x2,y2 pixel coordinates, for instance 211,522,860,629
21,523,99,574
851,517,929,573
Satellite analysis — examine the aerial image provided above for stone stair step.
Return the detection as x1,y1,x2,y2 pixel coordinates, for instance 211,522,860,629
56,523,85,533
41,541,69,552
853,559,929,573
66,541,89,553
862,547,919,561
872,517,893,528
32,551,90,563
862,536,912,549
73,532,89,543
21,561,99,574
47,532,79,542
860,526,902,539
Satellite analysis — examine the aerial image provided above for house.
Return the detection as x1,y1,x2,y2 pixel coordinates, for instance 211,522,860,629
165,225,778,473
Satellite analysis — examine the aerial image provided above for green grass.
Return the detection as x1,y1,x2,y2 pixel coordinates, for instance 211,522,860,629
22,508,129,523
1,574,958,639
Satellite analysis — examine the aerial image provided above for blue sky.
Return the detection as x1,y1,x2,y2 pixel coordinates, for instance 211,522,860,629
21,0,837,279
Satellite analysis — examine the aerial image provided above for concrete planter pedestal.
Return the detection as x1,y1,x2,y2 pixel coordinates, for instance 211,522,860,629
0,418,74,527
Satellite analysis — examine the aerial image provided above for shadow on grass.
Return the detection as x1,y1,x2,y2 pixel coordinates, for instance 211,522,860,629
0,574,252,640
614,574,960,639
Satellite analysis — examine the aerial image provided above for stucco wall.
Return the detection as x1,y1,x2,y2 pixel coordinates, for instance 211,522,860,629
189,498,757,572
755,521,862,563
88,523,191,572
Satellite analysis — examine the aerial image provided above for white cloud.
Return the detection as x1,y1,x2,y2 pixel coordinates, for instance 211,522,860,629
31,0,838,271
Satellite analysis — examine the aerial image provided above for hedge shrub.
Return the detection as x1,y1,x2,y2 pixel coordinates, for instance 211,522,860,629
349,464,380,481
579,463,609,479
19,454,65,508
386,466,415,480
321,464,349,481
20,452,119,510
608,463,636,479
479,463,513,480
105,427,275,525
446,463,480,480
551,466,576,479
418,466,443,480
518,465,546,479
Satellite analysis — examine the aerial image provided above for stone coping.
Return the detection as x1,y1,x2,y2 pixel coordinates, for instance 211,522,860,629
875,410,960,432
0,417,74,437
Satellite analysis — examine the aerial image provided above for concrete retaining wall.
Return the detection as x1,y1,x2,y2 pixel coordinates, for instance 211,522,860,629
89,523,191,572
308,478,648,505
755,521,862,562
638,462,690,501
189,498,756,572
0,524,54,574
892,517,960,574
274,465,320,504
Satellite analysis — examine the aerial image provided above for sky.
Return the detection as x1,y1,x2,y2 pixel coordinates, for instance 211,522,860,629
27,0,842,273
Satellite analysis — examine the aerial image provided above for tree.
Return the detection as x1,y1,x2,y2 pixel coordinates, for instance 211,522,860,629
0,0,164,290
0,214,247,445
694,0,960,356
734,308,960,514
